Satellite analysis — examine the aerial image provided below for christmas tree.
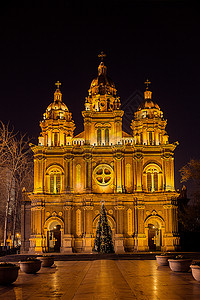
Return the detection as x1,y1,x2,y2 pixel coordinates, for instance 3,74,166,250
93,203,115,253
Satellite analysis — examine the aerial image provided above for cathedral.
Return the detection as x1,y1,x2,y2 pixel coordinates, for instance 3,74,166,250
21,54,180,253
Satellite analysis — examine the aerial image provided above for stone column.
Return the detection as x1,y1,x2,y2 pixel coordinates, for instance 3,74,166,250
83,115,91,145
34,155,45,193
29,201,45,254
83,202,93,253
84,154,92,193
114,151,123,193
163,152,175,191
134,153,143,192
65,155,74,193
61,205,73,253
134,201,146,251
163,201,180,251
114,204,125,253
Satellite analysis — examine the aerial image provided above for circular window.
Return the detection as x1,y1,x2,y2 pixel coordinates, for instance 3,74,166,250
93,164,113,186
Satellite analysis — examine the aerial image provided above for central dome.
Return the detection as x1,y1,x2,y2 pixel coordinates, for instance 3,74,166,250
88,61,117,97
84,53,121,112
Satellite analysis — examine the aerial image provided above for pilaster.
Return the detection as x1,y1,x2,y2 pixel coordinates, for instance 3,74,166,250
114,204,125,253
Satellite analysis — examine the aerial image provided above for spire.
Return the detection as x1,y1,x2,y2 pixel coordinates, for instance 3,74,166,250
98,51,107,76
144,79,152,100
54,81,62,101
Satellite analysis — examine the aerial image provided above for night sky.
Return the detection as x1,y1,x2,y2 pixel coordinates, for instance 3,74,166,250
0,1,199,190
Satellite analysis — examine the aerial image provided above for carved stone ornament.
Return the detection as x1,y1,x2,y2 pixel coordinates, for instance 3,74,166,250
115,205,125,210
114,152,123,160
134,154,143,160
64,206,73,210
93,164,114,186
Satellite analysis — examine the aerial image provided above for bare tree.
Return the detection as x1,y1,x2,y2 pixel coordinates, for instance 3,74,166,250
0,122,33,246
179,159,200,232
0,121,15,167
180,159,200,186
12,147,33,247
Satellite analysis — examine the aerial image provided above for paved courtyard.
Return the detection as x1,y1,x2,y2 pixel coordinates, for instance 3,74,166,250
0,260,200,299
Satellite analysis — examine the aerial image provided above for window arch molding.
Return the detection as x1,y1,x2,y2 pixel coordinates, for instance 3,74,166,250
94,122,111,129
46,164,64,175
143,161,162,172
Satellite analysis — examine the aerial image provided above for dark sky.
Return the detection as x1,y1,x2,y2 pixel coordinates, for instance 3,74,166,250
0,0,199,189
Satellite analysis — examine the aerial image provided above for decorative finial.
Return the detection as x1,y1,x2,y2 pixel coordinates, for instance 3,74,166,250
144,79,152,100
144,79,151,90
55,81,61,90
98,51,106,61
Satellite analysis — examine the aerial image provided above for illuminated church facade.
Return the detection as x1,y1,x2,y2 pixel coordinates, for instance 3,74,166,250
21,54,180,253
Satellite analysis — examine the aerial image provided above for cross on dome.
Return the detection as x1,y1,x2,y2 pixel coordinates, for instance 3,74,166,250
55,81,61,89
144,79,151,90
98,51,106,61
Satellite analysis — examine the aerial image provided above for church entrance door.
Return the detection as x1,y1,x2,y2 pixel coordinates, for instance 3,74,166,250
148,224,156,251
47,224,61,252
148,223,161,251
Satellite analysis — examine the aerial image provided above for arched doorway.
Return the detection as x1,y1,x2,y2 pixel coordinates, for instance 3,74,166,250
145,216,164,251
44,217,64,253
148,223,161,251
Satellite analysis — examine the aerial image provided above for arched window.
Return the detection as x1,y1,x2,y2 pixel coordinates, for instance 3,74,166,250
49,169,61,193
154,172,158,191
125,163,131,188
105,128,109,145
147,172,152,191
149,132,152,145
140,133,143,144
97,128,101,145
54,132,58,146
76,164,81,187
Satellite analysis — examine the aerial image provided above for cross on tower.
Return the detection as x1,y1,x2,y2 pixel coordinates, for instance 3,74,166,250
98,51,106,61
55,81,61,89
144,79,151,90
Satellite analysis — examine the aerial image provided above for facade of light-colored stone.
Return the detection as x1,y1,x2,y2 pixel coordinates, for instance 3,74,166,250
21,56,180,253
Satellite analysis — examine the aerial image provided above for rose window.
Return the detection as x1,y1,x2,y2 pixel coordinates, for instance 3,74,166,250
93,164,113,186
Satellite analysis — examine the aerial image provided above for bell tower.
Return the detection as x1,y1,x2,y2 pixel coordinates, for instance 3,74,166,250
39,81,75,148
33,82,75,194
131,79,169,147
131,80,177,192
82,52,124,146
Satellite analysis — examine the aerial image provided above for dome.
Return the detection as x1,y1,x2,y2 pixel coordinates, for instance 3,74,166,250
43,84,72,121
138,99,160,110
90,74,115,90
47,99,69,112
88,61,117,97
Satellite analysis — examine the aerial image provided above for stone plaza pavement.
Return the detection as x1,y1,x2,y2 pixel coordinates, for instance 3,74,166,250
0,260,200,299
